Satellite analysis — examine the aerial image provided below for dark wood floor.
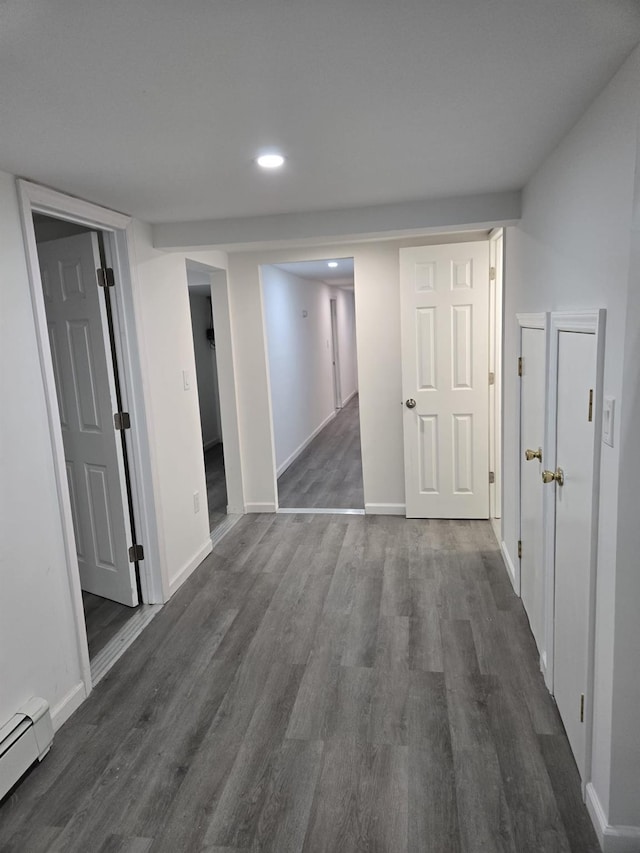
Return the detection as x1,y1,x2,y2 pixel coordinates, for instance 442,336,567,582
205,442,228,531
277,395,364,509
0,515,599,853
82,591,137,659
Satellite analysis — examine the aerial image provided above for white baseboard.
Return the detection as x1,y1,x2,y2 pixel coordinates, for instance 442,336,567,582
226,503,245,515
276,411,336,477
168,538,213,597
490,515,501,542
341,388,358,407
501,540,519,593
246,502,277,513
586,783,640,852
365,503,406,516
51,681,87,731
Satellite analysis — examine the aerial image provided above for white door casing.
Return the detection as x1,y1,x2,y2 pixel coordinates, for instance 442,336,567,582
330,298,342,409
38,233,138,607
544,310,605,784
400,242,490,518
518,320,546,655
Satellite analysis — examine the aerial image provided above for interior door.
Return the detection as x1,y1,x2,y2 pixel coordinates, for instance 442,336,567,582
519,325,546,653
400,242,490,518
330,298,342,409
38,232,139,606
547,329,596,778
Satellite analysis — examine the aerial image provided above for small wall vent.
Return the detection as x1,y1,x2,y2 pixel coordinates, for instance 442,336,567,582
0,698,53,801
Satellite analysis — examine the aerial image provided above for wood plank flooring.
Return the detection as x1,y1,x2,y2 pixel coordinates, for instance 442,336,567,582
82,591,137,659
205,442,228,531
0,515,599,853
277,395,364,509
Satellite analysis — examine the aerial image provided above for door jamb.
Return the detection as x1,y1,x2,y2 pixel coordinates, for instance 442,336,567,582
545,309,606,793
330,297,342,410
17,179,163,706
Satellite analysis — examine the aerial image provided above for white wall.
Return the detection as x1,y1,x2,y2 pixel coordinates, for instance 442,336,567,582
188,291,222,449
0,170,85,729
504,45,640,836
262,266,336,474
335,288,358,404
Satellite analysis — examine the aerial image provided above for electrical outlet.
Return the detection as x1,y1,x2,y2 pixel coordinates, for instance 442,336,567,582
193,491,200,514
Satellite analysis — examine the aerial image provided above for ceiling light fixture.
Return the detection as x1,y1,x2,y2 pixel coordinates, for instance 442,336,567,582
327,261,338,268
256,153,285,169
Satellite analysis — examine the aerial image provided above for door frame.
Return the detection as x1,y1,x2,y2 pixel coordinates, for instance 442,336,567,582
514,314,548,598
17,179,163,700
329,297,342,410
488,228,504,538
544,309,606,791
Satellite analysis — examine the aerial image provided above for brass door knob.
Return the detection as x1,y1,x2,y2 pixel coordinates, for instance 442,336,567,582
525,448,542,462
405,398,417,409
542,467,564,486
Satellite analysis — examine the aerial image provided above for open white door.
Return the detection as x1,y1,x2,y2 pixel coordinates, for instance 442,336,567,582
518,318,546,653
400,242,490,518
38,232,139,607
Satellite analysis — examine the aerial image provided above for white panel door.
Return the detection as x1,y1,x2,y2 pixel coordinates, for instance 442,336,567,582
39,233,138,606
400,242,490,518
519,326,546,653
550,330,596,777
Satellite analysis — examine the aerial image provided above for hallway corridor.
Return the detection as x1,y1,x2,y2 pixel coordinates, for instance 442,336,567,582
277,395,364,509
0,514,598,852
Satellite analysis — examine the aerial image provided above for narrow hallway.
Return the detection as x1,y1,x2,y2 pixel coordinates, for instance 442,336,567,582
277,395,364,509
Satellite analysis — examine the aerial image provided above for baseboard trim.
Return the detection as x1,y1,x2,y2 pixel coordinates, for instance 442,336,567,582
501,540,519,593
365,503,406,516
340,389,358,407
51,681,87,731
246,502,277,513
586,783,640,852
276,411,336,477
168,538,213,597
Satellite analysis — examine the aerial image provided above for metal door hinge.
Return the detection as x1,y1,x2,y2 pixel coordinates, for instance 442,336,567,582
114,412,131,431
96,267,115,288
518,540,522,559
580,693,585,723
489,371,495,386
489,266,496,281
128,543,144,563
489,471,495,484
588,389,593,422
518,357,523,377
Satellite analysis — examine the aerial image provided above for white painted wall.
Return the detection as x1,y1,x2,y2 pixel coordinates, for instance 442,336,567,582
504,45,640,835
262,266,335,474
335,288,358,405
0,170,85,728
188,291,222,449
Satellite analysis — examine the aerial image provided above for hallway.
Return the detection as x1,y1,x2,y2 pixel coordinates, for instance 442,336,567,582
205,442,228,532
0,515,598,852
277,395,364,509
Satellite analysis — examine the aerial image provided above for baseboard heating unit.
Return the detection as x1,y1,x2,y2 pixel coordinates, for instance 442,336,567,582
0,698,53,800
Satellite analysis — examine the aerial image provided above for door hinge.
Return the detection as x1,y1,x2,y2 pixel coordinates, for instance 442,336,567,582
96,267,115,288
128,543,144,563
489,266,496,281
489,371,495,386
588,389,593,422
518,540,522,559
489,471,495,484
580,693,585,723
518,357,523,377
114,411,131,431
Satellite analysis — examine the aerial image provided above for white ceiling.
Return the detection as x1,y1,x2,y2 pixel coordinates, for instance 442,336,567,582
273,259,355,286
1,0,639,226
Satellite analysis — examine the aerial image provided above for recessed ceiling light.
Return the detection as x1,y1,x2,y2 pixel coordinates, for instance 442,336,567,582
327,261,338,268
256,153,285,169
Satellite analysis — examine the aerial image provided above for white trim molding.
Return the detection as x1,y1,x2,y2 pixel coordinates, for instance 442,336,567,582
246,502,278,513
168,539,213,598
500,540,518,590
276,410,336,477
51,682,88,731
586,784,640,853
365,503,406,515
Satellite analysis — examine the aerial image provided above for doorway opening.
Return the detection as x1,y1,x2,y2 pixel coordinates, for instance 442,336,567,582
31,212,157,674
187,266,229,535
261,257,363,512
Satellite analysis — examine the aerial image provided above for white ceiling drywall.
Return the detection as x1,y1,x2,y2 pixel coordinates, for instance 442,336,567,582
273,259,355,286
1,0,639,226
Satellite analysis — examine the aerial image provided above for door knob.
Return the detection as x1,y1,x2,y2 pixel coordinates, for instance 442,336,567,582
542,467,564,486
525,448,542,462
405,398,417,409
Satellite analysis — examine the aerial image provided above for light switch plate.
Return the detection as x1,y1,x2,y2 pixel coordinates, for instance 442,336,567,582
602,396,615,447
